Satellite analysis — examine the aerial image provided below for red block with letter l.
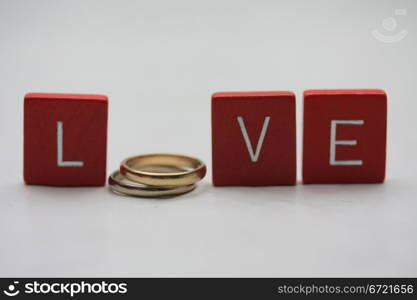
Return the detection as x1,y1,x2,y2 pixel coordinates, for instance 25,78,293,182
212,91,296,186
24,93,108,186
302,89,387,184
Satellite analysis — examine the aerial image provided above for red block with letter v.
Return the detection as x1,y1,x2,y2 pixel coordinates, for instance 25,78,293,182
24,93,108,186
211,91,296,186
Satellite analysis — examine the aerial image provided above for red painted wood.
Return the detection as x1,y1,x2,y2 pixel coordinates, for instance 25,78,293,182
303,89,387,184
212,91,296,186
24,93,108,186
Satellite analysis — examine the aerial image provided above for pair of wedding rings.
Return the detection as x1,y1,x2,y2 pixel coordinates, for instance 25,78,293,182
108,153,206,198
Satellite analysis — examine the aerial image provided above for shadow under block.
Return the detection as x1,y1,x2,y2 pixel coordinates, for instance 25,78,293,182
24,93,108,186
302,89,387,184
212,91,296,186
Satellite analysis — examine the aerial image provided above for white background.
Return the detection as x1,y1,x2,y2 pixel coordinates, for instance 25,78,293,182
0,0,416,277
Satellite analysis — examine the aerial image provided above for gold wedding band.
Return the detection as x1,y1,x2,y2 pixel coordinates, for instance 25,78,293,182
109,170,196,197
120,153,206,187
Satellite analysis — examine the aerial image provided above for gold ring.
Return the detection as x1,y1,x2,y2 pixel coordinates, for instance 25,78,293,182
108,170,196,197
120,153,206,187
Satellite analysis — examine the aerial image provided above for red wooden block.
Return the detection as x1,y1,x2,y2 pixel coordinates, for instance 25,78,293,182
24,93,108,186
303,89,387,184
212,91,296,186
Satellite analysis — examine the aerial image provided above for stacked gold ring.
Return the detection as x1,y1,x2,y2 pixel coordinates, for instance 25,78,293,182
109,153,206,198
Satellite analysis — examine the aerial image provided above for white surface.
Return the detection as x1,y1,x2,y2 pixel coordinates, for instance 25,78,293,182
1,0,417,277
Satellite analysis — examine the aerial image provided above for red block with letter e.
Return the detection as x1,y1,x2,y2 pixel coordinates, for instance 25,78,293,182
212,91,296,186
24,93,108,186
302,89,387,183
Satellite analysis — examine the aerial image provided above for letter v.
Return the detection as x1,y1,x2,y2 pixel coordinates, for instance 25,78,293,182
237,116,271,162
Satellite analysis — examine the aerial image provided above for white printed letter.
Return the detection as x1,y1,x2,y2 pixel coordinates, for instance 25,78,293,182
330,120,364,166
57,121,84,167
237,116,270,162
